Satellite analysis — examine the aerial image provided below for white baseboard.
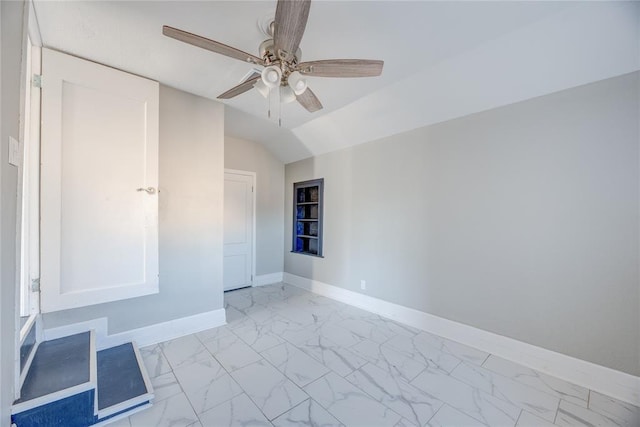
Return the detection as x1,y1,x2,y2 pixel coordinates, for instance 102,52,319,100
283,272,640,407
254,272,284,287
43,308,227,350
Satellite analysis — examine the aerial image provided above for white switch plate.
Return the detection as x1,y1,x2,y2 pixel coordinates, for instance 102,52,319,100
8,136,20,167
360,280,366,290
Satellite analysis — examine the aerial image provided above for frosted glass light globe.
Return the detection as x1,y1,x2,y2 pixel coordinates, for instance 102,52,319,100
266,70,279,83
261,66,282,88
288,71,307,95
280,85,296,104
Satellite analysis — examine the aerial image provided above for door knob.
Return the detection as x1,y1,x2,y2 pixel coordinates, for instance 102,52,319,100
136,187,156,194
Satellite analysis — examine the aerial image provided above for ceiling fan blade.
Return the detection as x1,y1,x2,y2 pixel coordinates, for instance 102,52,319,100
297,59,384,77
296,87,323,112
217,76,261,99
274,0,311,61
163,25,263,65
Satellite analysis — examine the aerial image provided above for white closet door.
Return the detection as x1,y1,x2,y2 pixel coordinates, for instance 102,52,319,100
41,48,159,312
223,171,254,291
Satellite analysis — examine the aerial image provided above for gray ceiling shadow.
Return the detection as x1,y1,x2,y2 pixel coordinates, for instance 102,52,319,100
224,105,313,164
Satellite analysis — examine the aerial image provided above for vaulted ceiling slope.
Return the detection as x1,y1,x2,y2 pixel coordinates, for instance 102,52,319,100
34,1,640,164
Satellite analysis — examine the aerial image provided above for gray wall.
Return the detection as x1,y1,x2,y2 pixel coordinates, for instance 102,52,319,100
285,72,640,375
1,0,26,422
225,136,284,276
43,85,225,334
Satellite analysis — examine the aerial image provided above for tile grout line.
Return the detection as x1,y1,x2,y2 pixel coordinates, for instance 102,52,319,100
449,359,463,374
162,346,213,426
299,371,350,426
423,402,445,426
212,331,307,424
342,361,434,426
479,352,491,367
267,397,312,423
189,327,261,422
514,408,523,426
158,368,186,404
409,365,429,384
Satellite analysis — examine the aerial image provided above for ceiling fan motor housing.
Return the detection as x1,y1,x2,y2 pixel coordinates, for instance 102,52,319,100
259,39,276,63
259,39,301,65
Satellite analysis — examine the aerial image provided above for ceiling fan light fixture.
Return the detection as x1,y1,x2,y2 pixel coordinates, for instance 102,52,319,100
288,71,307,95
261,65,282,88
254,78,270,98
280,85,297,104
165,0,383,114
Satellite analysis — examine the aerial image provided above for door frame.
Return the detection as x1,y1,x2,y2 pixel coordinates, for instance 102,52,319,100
224,169,256,288
15,0,43,400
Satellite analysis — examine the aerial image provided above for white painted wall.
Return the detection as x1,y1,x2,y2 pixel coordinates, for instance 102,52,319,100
42,85,225,334
1,0,27,422
293,1,640,160
285,72,640,376
225,136,284,276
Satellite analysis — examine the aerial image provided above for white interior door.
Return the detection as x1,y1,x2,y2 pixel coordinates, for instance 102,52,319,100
224,171,254,291
40,48,159,312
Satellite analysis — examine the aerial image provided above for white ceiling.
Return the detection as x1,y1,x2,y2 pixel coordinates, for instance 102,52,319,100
34,1,639,163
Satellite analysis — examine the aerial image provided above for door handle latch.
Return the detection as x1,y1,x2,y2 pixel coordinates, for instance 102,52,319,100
136,187,156,194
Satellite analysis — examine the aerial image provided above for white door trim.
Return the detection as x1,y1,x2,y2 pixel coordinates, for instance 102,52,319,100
18,38,41,322
224,169,256,288
14,0,33,401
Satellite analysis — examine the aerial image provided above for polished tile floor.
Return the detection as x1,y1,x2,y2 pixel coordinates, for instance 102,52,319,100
112,283,639,427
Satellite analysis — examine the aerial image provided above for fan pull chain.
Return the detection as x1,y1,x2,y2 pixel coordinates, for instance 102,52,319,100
267,87,272,119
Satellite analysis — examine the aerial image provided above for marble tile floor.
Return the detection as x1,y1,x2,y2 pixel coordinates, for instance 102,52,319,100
110,283,639,427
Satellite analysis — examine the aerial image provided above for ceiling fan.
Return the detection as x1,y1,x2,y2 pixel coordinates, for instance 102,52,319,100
162,0,383,113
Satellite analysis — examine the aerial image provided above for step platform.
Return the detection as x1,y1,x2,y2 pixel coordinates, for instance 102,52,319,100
12,331,154,426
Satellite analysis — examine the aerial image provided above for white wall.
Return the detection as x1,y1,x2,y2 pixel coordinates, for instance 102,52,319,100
285,72,640,376
1,0,26,422
292,2,640,160
42,85,225,334
225,136,284,276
